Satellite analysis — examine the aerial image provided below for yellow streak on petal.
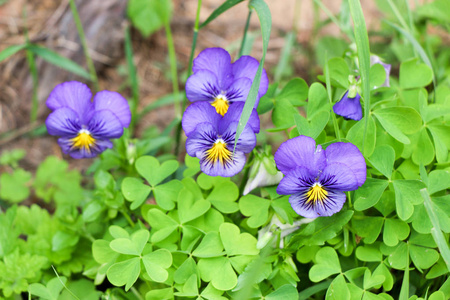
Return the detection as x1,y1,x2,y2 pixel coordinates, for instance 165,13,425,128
205,140,232,166
306,184,328,203
211,95,229,116
70,131,96,153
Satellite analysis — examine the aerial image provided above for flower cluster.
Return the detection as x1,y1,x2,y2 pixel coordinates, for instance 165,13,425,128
46,81,131,159
274,135,367,218
183,48,268,177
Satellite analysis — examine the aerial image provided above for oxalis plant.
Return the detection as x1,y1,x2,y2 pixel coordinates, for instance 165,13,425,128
0,0,449,299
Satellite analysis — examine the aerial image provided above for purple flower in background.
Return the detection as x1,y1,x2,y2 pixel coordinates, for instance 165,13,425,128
333,91,363,121
370,55,391,88
274,136,366,218
46,81,131,159
182,102,259,177
186,48,268,116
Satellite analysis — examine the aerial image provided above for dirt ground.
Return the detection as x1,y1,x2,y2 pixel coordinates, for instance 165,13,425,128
0,0,421,173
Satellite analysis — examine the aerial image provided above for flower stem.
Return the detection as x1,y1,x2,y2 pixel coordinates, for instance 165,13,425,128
238,9,253,58
164,21,180,119
121,209,135,227
68,0,99,91
324,54,341,141
124,24,139,135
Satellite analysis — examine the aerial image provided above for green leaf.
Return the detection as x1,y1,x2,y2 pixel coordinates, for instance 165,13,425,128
368,145,395,179
92,240,118,264
383,219,410,247
192,232,224,258
121,177,151,210
411,128,435,165
109,225,130,239
428,170,450,195
265,284,299,300
325,274,350,300
369,63,386,89
153,179,183,210
298,210,353,246
352,216,384,244
278,78,309,105
239,194,271,228
235,0,271,148
142,249,172,282
174,257,197,284
309,247,341,282
199,0,245,29
0,169,31,203
219,223,259,256
183,155,200,177
206,181,239,213
363,269,385,290
295,110,330,140
0,44,27,62
145,288,173,300
373,107,422,144
147,209,179,243
373,263,393,291
307,83,329,119
416,0,450,23
107,257,141,291
127,0,172,37
178,190,211,223
110,230,149,256
393,180,425,220
322,57,350,89
354,178,389,211
29,277,67,300
198,257,237,291
410,243,439,270
399,58,433,89
346,115,377,157
355,245,382,262
135,156,179,186
27,45,91,79
52,230,79,251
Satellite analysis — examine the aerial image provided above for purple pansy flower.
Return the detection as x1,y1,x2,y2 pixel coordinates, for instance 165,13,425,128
45,81,131,159
182,102,259,177
186,48,268,117
274,136,366,218
333,91,363,121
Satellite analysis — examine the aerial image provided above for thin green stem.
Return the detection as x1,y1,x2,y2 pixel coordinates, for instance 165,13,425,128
130,287,144,300
124,24,139,135
238,9,253,58
165,21,180,119
238,151,254,195
121,209,135,227
324,55,341,141
68,0,99,91
176,0,202,157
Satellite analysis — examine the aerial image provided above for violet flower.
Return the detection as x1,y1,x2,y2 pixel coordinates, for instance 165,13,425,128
46,81,131,159
182,102,259,177
274,136,366,218
185,48,268,116
333,91,363,121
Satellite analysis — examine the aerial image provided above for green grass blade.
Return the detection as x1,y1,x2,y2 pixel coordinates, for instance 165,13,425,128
234,0,271,150
421,188,450,272
138,93,183,120
199,0,245,29
274,32,294,82
324,54,341,141
27,45,91,80
124,24,139,134
348,0,370,153
238,9,253,58
399,244,410,300
313,0,354,40
0,44,27,62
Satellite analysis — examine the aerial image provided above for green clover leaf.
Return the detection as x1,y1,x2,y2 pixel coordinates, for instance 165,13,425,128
309,247,341,282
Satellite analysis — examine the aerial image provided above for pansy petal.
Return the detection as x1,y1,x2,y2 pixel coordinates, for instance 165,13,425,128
221,102,260,133
46,107,81,137
274,136,326,175
58,137,112,159
94,91,131,128
186,69,220,102
232,55,269,98
46,81,94,124
288,193,321,218
185,123,217,157
199,150,246,177
333,91,362,121
277,168,313,195
220,121,256,154
313,190,346,217
182,102,221,137
320,163,359,191
325,142,367,187
192,48,233,89
225,77,252,102
88,110,124,139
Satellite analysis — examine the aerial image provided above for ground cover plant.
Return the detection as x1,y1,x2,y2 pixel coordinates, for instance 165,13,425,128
0,0,449,299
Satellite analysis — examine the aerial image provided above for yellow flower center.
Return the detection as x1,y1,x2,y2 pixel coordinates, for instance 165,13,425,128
205,139,232,166
306,183,328,203
70,129,96,153
211,95,229,116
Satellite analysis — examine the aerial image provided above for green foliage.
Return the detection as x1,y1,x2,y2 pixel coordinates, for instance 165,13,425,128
127,0,172,37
